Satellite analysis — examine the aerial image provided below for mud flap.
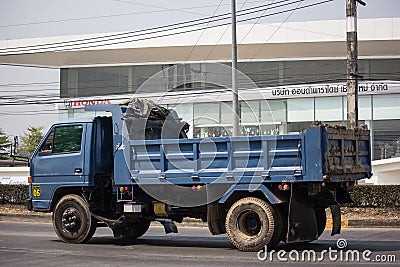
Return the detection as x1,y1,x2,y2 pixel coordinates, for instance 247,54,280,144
207,202,226,235
330,205,341,236
286,186,318,243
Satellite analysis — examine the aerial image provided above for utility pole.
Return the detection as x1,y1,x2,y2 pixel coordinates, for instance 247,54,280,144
231,0,240,136
346,0,365,129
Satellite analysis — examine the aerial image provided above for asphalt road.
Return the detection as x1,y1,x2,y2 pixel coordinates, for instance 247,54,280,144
0,221,398,267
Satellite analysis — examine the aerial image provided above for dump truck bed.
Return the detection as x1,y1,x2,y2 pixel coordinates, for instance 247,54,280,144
119,125,371,186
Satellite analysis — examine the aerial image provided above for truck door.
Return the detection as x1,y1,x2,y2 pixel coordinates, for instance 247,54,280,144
30,123,89,210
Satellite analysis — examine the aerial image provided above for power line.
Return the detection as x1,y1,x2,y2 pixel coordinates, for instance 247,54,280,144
0,107,56,113
40,1,332,54
0,110,58,115
238,0,277,44
0,0,346,66
0,81,59,87
0,1,291,52
0,63,397,90
0,0,302,54
0,112,58,116
0,5,210,28
204,0,254,61
114,0,273,10
0,63,397,93
0,0,275,28
184,0,225,62
0,88,59,93
242,0,305,68
0,71,398,99
1,78,399,107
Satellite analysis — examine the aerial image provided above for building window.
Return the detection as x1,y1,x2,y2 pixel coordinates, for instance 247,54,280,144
193,103,220,138
315,96,343,122
287,98,314,123
373,120,400,160
373,94,400,120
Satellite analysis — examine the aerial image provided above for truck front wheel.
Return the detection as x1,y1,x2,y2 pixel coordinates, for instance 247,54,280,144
53,194,97,244
225,197,282,252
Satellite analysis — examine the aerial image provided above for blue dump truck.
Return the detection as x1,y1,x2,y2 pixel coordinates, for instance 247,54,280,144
26,99,372,252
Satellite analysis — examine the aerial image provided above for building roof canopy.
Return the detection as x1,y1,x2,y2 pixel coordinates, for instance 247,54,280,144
0,18,399,68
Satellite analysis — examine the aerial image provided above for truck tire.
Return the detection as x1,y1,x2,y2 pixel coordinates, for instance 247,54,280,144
115,221,151,244
126,221,151,239
225,197,282,252
315,207,327,237
52,194,97,244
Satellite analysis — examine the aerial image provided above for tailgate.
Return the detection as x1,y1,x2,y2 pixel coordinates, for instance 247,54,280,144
323,126,372,181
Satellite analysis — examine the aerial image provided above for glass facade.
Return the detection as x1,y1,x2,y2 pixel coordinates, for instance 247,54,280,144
60,59,400,98
172,95,400,161
59,59,400,161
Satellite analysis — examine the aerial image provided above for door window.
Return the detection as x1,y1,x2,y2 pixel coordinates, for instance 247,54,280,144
39,125,83,155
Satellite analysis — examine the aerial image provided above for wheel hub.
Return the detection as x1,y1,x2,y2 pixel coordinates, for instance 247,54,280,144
238,210,262,236
62,207,81,232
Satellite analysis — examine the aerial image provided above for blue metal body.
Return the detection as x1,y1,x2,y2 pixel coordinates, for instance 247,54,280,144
29,105,372,211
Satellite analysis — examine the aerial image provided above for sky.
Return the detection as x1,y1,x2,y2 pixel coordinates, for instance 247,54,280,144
0,0,399,137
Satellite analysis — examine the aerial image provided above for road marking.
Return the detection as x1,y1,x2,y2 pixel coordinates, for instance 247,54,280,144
326,219,348,229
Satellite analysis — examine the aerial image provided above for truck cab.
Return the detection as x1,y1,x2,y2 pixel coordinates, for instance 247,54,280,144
28,117,114,210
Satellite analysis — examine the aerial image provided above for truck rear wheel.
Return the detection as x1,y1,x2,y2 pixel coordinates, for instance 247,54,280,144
115,221,151,244
53,194,97,244
125,221,151,239
225,197,282,252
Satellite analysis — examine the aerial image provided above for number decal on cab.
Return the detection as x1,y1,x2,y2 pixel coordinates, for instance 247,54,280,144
33,185,41,198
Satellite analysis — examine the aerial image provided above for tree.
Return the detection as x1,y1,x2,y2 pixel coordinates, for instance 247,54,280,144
21,126,44,156
0,128,10,159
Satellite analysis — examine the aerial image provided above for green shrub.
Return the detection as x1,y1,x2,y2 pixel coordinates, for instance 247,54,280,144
0,184,399,207
0,184,29,204
349,185,400,207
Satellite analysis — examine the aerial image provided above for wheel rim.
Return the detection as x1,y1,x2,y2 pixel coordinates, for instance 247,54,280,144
237,210,262,237
61,207,81,232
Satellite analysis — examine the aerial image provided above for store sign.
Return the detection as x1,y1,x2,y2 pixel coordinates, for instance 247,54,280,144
56,81,400,109
264,81,399,99
62,99,113,109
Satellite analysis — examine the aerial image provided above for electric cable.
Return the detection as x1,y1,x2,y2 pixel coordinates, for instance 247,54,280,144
0,0,317,54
